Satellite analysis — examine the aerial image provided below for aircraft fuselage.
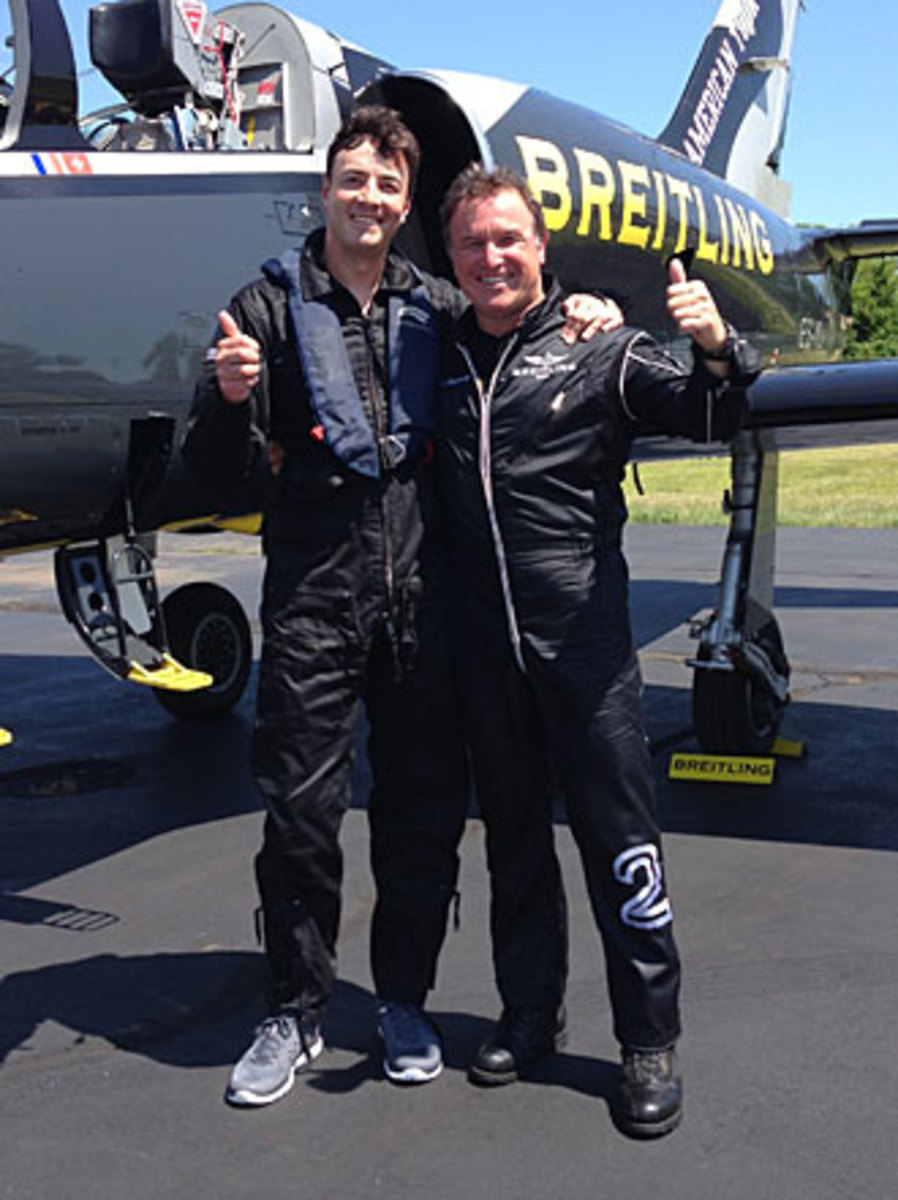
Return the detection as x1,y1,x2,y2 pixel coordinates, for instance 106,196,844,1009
0,3,875,558
371,71,844,366
0,155,327,550
494,92,841,360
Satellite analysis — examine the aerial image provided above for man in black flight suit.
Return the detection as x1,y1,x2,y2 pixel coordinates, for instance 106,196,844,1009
185,109,618,1107
185,106,471,1104
437,164,761,1138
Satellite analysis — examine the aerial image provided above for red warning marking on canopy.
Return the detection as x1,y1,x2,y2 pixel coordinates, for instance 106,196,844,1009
178,0,207,43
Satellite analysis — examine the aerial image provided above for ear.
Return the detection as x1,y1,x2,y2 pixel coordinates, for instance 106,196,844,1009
538,232,548,264
321,176,331,204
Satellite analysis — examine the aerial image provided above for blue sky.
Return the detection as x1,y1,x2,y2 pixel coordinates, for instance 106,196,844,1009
11,1,897,228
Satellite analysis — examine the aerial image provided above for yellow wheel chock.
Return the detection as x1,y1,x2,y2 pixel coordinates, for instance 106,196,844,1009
127,654,213,692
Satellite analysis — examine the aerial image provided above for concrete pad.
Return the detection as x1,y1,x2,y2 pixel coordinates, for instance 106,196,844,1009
1,526,896,1200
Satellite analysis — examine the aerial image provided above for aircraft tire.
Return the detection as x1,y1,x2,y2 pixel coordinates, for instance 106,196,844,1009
154,583,252,719
691,624,788,756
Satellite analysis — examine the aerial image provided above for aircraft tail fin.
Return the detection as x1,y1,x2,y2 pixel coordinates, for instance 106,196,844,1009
658,0,801,214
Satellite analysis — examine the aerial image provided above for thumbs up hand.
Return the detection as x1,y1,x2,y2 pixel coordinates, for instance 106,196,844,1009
215,310,262,404
665,258,728,357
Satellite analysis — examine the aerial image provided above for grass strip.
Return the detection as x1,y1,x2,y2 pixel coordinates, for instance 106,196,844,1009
624,443,898,528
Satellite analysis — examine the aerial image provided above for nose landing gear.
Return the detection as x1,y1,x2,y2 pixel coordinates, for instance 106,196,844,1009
154,582,252,718
689,429,790,756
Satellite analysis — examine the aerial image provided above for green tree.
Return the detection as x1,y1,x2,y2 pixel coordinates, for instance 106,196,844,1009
844,257,898,359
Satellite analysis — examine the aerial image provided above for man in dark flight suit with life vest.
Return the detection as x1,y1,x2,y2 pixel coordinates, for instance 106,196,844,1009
184,108,618,1107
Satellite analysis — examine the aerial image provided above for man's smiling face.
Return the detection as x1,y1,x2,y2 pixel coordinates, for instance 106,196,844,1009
447,187,547,336
322,137,411,260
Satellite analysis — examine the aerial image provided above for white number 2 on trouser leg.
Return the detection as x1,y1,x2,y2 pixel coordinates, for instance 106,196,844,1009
612,843,673,930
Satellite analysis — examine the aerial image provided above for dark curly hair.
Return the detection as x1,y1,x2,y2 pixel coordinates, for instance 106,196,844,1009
326,106,420,196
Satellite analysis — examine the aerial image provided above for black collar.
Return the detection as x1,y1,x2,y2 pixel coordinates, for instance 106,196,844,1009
300,227,418,303
456,272,564,344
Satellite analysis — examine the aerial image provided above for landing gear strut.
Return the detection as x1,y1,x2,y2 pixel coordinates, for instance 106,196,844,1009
52,415,252,717
689,429,791,755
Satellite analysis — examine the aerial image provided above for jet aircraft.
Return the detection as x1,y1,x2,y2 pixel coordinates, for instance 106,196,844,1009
0,0,896,756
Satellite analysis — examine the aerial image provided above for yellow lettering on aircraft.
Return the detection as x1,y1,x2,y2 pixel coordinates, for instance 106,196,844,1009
692,185,719,264
713,193,731,265
515,134,774,277
650,169,667,251
665,174,693,256
574,148,614,240
751,209,775,274
516,135,571,232
723,197,755,270
618,160,652,250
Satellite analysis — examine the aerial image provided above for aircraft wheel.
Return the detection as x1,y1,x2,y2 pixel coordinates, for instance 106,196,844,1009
155,583,252,718
692,625,788,756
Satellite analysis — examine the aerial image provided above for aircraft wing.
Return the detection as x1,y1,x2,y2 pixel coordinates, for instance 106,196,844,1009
632,357,898,462
751,219,898,435
809,220,898,264
636,221,898,455
747,358,898,430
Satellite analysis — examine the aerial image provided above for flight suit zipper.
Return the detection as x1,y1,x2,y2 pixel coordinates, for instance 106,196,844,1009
456,336,527,673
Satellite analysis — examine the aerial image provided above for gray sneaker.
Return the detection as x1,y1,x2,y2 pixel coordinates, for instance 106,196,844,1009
376,1002,443,1084
225,1014,324,1107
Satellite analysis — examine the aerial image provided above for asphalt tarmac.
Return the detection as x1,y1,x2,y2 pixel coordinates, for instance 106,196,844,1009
1,525,896,1200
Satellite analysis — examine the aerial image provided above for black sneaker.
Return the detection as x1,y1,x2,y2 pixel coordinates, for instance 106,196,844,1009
468,1005,567,1086
614,1046,683,1138
225,1014,324,1107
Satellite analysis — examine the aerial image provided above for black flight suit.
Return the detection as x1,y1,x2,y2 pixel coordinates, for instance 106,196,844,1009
184,230,469,1019
437,279,759,1050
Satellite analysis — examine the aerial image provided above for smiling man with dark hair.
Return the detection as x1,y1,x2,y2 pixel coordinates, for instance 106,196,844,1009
185,114,621,1108
187,106,471,1103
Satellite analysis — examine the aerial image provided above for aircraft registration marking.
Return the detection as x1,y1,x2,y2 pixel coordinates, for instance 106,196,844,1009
30,152,93,176
0,151,326,177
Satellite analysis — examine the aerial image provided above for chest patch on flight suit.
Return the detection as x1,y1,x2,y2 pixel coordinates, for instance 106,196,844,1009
511,350,577,382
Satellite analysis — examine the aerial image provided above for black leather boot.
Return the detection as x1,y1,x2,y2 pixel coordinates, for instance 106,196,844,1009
614,1046,683,1138
468,1006,567,1086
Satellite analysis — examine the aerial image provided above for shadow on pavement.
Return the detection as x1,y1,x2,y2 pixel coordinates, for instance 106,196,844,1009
0,955,399,1076
0,949,264,1067
0,954,550,1097
3,654,896,902
630,576,898,649
641,684,898,853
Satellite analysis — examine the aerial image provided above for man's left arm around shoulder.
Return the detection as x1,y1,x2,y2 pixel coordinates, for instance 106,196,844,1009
560,292,626,342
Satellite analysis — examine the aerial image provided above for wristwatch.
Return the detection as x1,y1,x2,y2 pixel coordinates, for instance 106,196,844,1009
699,323,739,361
